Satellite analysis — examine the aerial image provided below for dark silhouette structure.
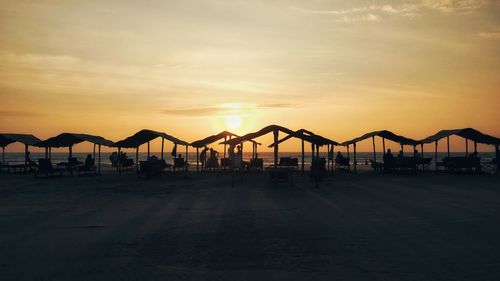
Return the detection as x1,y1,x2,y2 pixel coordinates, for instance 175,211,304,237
35,133,114,175
341,130,421,173
112,129,189,174
0,133,41,173
420,128,500,173
190,130,261,172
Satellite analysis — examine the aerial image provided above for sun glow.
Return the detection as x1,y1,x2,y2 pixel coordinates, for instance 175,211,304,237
225,115,242,129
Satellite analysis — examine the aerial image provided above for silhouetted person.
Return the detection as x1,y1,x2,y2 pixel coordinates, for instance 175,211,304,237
84,154,93,166
335,151,343,161
383,149,395,172
209,148,219,169
200,147,208,171
414,149,421,161
398,150,404,160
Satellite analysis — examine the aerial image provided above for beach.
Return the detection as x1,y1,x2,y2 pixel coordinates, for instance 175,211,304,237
1,171,499,280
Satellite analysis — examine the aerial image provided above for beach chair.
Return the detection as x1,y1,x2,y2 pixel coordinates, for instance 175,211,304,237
138,159,166,178
120,158,134,170
35,158,64,178
279,157,299,168
220,158,232,171
370,160,384,172
249,158,264,172
335,157,350,171
78,158,96,176
173,157,188,172
395,157,417,173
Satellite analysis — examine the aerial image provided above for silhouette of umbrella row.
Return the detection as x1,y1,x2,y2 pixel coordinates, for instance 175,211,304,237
1,126,499,174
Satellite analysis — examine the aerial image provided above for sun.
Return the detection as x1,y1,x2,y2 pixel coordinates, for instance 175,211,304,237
225,115,242,129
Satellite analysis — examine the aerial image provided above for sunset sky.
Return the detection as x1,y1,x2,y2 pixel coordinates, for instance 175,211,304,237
1,0,499,152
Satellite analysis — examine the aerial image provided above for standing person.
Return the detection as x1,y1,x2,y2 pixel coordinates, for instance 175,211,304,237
200,147,208,171
209,148,219,169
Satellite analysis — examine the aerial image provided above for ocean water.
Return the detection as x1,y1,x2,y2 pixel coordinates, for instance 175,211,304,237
1,151,496,166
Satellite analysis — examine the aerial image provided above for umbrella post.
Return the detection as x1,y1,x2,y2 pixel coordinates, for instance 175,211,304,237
98,145,101,174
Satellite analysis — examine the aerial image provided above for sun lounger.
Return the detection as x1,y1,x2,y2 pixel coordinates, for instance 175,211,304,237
249,158,264,172
442,157,481,173
335,157,350,171
173,157,188,172
138,159,167,178
279,157,298,168
35,158,64,178
78,158,96,176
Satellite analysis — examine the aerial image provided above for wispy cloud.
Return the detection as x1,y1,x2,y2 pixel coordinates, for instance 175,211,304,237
162,103,295,117
0,111,45,118
477,27,500,39
289,0,487,22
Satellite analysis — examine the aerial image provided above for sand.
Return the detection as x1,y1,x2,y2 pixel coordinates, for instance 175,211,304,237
1,170,499,281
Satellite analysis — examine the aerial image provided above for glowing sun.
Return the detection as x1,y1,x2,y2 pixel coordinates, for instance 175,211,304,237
225,115,242,129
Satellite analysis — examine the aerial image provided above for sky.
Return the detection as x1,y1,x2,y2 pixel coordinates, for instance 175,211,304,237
1,0,499,152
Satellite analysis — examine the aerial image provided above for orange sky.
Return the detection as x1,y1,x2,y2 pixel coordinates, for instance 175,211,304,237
1,0,499,152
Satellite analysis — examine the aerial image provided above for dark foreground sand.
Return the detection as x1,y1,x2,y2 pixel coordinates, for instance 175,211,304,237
1,171,499,281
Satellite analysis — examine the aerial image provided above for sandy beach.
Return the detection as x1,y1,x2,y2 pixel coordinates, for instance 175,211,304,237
1,171,499,281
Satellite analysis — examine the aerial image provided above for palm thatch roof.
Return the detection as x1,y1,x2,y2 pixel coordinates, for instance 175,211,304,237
0,133,41,147
420,128,500,145
268,129,339,148
35,133,114,148
112,129,189,148
341,130,420,146
219,124,335,147
191,131,261,148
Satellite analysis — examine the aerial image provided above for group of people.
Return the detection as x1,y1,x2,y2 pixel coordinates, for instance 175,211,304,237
109,151,129,167
200,147,221,170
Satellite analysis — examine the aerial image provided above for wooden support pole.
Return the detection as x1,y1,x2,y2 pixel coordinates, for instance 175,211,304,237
311,143,315,168
223,136,227,159
252,142,255,159
347,145,350,159
353,143,357,173
301,139,305,174
400,144,404,154
24,144,28,172
331,145,335,175
49,147,52,160
98,145,101,174
196,147,199,172
465,139,468,156
69,145,73,159
2,146,4,164
185,145,188,168
45,147,48,159
474,141,477,153
434,140,438,171
273,129,278,170
161,138,164,160
382,138,386,154
147,141,150,158
136,147,139,172
372,136,376,162
447,136,450,157
496,145,499,173
118,147,121,174
327,144,330,173
420,143,424,171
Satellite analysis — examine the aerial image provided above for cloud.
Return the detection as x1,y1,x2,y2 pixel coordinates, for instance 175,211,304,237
477,27,500,39
162,103,295,117
0,111,45,118
289,0,487,22
162,106,224,116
